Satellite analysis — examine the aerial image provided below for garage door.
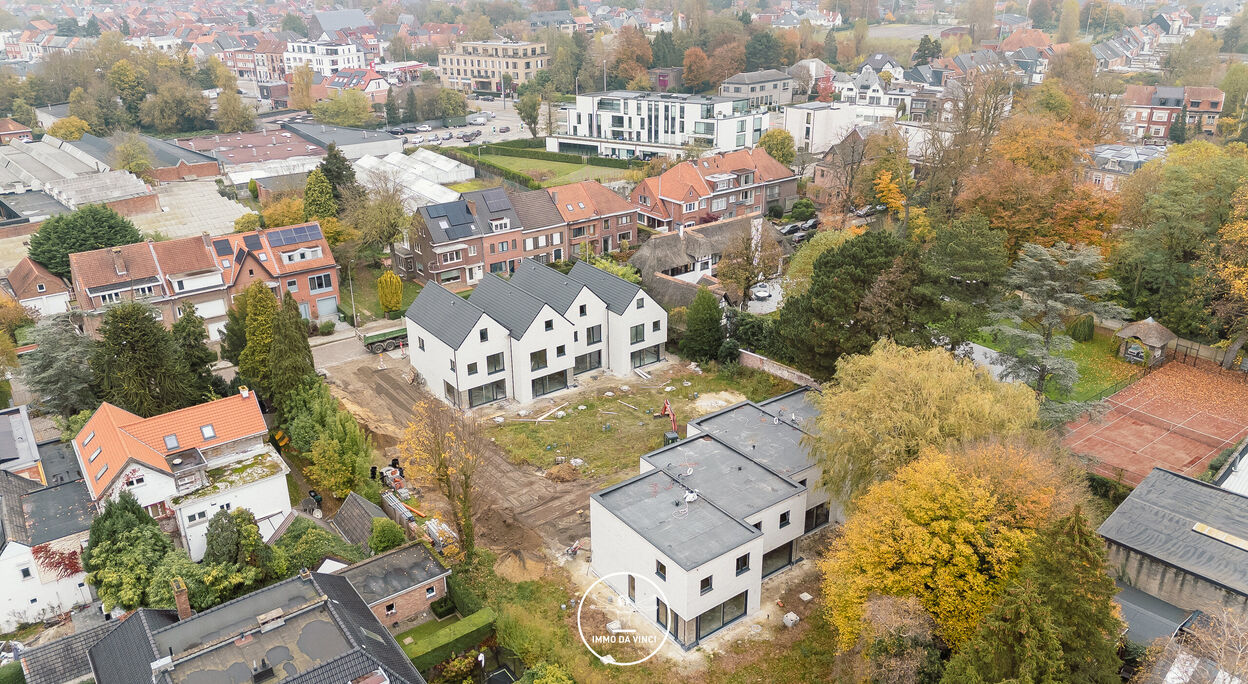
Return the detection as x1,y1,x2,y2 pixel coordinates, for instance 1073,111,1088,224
316,295,338,319
194,298,228,320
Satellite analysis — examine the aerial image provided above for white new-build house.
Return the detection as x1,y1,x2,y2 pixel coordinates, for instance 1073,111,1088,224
71,390,291,562
404,259,666,408
546,91,769,159
589,388,834,648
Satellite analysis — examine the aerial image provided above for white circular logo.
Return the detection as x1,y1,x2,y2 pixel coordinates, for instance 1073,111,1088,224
576,571,671,666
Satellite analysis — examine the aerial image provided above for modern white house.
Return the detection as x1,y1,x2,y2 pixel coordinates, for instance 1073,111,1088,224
589,388,834,649
70,390,291,562
0,473,95,631
404,259,666,408
782,101,857,153
547,91,768,158
719,69,795,108
282,40,366,77
1,257,71,316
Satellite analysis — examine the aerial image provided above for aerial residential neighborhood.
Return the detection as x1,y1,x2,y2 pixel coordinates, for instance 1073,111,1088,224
0,0,1245,682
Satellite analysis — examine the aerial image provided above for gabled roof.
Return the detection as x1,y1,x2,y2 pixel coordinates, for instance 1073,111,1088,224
568,259,642,315
20,621,119,684
463,186,521,234
70,236,221,297
468,272,554,339
0,469,40,549
218,223,335,285
86,609,179,684
1099,468,1248,597
75,393,268,500
508,257,595,314
506,188,564,231
721,68,792,85
404,281,488,349
0,118,32,134
5,256,68,301
331,492,387,548
419,199,480,243
546,180,634,223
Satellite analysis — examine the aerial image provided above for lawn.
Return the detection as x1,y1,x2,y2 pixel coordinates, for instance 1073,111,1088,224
396,614,461,656
976,328,1137,402
478,154,630,187
286,474,302,508
490,364,796,476
339,265,422,325
446,178,500,193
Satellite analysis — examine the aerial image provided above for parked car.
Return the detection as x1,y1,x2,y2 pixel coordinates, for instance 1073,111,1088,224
429,138,442,146
481,95,495,101
498,126,511,133
416,124,433,132
441,131,453,140
463,130,482,142
387,128,404,135
852,204,887,217
791,231,808,244
410,135,424,144
750,283,771,300
800,217,819,231
779,222,803,235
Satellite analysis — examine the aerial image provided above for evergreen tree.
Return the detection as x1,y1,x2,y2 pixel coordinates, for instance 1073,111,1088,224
317,143,358,202
82,491,171,611
745,32,782,72
942,576,1066,683
203,509,242,566
1028,508,1123,683
171,302,216,401
403,88,418,123
238,282,278,395
651,31,679,68
682,286,724,361
368,517,406,554
914,35,942,65
220,288,250,366
22,313,96,418
91,302,194,417
1169,104,1189,143
384,88,400,124
268,294,315,419
824,29,838,64
303,168,337,220
28,204,142,278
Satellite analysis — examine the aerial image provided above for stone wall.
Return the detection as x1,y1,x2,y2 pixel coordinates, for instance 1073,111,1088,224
738,350,818,387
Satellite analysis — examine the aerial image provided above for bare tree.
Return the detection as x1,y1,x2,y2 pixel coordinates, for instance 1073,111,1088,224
342,166,411,250
857,596,942,684
917,68,1015,213
715,218,785,307
1133,608,1248,683
791,63,813,95
398,400,489,556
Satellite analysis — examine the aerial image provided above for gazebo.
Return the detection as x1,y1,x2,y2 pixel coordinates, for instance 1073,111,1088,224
1115,317,1178,367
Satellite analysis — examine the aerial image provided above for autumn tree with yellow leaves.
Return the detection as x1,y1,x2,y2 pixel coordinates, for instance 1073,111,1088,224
399,401,487,554
873,170,906,216
1206,184,1248,368
820,441,1086,650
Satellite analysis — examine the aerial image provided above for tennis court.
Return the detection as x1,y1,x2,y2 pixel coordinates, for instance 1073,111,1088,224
1062,362,1248,486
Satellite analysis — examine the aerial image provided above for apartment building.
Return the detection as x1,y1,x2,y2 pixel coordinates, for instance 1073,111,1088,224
69,223,340,339
590,388,833,649
283,40,366,77
1122,84,1223,141
629,148,798,230
404,259,665,407
719,69,795,108
438,39,548,94
71,390,290,562
547,91,768,158
782,101,856,153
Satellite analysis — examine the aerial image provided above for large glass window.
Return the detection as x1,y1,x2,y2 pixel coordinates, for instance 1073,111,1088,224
487,352,505,374
530,349,547,371
586,325,602,345
696,591,747,640
762,542,792,578
630,324,644,344
804,502,830,533
631,344,660,368
574,350,601,375
531,370,567,397
468,379,506,407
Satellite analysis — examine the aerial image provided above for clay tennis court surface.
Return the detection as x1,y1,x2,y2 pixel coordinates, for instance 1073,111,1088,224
1062,362,1248,486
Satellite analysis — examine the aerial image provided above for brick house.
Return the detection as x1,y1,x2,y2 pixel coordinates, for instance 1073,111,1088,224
326,68,390,104
1122,84,1223,142
337,543,451,630
629,148,797,231
2,256,70,316
69,223,339,339
509,187,571,267
0,118,32,144
546,180,638,257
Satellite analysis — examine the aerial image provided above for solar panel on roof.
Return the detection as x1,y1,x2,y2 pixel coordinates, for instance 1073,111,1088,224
242,234,262,251
426,205,449,218
212,239,232,257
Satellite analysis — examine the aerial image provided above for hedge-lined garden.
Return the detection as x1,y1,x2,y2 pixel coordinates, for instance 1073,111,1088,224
404,607,497,671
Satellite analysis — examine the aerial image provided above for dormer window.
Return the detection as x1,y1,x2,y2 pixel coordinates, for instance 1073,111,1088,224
489,218,510,232
201,425,216,440
163,434,179,451
36,283,45,292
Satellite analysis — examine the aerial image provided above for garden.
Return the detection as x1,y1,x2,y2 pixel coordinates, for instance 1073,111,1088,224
338,265,423,325
476,153,632,187
974,327,1138,402
490,363,795,477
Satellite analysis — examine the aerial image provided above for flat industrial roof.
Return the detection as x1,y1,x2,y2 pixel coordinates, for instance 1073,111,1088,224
641,437,800,520
0,191,71,219
690,401,812,478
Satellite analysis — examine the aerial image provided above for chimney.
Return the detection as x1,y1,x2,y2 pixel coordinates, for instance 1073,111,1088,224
111,247,127,276
171,577,193,620
550,191,557,204
465,199,476,216
240,385,250,398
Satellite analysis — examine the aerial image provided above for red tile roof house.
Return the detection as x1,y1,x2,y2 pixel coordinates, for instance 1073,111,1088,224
1122,84,1224,142
546,180,640,257
1,256,70,316
629,148,798,232
326,68,391,104
69,389,291,561
0,118,32,144
68,223,341,340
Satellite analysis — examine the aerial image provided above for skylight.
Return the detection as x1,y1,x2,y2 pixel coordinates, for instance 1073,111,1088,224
164,434,180,450
201,425,216,440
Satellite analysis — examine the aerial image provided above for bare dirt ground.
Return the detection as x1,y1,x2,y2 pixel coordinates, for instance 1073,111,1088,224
327,357,605,568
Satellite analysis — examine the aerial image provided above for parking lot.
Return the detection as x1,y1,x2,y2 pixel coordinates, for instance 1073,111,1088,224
389,95,535,148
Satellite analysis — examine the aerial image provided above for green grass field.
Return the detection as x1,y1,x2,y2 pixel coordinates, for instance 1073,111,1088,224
975,328,1137,402
446,178,500,193
478,154,630,187
491,364,795,477
339,265,422,325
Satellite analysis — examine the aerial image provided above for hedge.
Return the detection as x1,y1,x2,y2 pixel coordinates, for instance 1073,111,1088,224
478,144,641,169
447,573,485,615
431,595,457,619
492,137,547,149
409,607,497,671
435,147,542,190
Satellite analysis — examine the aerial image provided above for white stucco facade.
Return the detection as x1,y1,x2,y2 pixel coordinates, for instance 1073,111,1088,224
0,537,93,632
606,289,665,376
